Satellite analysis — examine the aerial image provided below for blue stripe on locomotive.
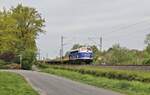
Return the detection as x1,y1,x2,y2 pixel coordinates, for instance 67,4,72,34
69,51,93,60
78,52,93,59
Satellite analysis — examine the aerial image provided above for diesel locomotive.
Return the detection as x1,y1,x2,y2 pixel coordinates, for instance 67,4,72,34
66,47,93,64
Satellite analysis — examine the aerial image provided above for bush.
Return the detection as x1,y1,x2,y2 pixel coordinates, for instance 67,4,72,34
142,58,150,65
37,63,49,69
21,49,36,70
5,64,20,69
22,60,32,70
41,65,150,83
0,60,7,65
0,60,20,69
0,60,7,69
0,52,15,62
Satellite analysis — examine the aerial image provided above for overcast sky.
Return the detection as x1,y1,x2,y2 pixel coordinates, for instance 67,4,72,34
1,0,150,58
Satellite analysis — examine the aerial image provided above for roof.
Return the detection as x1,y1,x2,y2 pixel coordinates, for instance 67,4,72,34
69,47,92,53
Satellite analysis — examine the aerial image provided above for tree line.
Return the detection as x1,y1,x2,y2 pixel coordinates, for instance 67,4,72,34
0,4,45,69
71,34,150,65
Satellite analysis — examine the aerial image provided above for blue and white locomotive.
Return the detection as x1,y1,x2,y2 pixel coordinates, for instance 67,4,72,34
67,47,93,64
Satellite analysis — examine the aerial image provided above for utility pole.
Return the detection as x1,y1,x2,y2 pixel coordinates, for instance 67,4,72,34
61,36,64,63
38,49,41,61
88,36,103,51
46,53,48,61
19,54,22,69
100,36,102,51
60,49,62,61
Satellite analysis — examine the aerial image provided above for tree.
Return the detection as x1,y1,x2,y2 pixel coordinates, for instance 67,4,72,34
11,4,45,53
90,45,101,63
145,34,150,45
0,4,45,69
71,44,84,50
90,45,99,54
145,34,150,54
103,44,133,64
11,4,45,69
0,9,19,53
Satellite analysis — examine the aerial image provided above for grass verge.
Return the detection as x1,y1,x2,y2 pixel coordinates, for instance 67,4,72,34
39,66,150,95
38,64,150,83
0,71,39,95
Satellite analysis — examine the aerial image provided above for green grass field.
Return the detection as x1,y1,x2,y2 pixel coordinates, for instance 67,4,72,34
38,64,150,95
39,64,150,83
0,72,38,95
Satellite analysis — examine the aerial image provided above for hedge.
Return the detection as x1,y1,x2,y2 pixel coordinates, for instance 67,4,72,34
38,64,150,83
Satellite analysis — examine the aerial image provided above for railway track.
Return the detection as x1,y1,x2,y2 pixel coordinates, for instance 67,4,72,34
39,60,150,71
97,65,150,71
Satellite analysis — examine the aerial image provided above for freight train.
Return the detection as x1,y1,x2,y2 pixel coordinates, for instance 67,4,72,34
46,47,93,64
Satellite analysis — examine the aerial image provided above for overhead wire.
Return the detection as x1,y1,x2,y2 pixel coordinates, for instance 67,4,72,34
104,19,150,40
105,18,150,38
